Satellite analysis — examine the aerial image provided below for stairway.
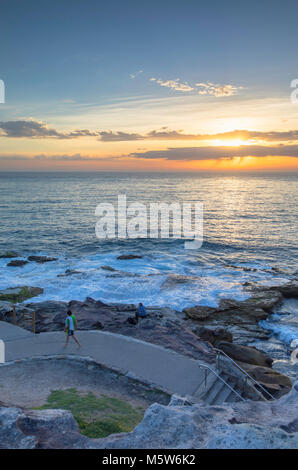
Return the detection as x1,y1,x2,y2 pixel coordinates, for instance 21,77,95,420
191,368,244,405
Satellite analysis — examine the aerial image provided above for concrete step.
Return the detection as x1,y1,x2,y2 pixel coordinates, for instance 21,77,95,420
192,370,218,400
219,374,244,403
204,379,227,404
212,381,235,405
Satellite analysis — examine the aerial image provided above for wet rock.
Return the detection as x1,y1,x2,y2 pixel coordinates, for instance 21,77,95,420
0,251,19,258
278,281,298,299
117,254,142,260
27,256,58,263
183,306,216,320
194,326,233,346
248,280,298,299
7,260,28,267
182,290,283,346
101,266,117,271
227,265,258,272
161,274,200,289
57,269,82,277
25,301,68,332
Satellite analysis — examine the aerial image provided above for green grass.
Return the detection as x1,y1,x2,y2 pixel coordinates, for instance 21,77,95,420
0,286,36,303
35,388,145,438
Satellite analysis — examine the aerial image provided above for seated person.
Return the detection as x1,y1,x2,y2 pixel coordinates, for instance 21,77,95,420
135,302,147,322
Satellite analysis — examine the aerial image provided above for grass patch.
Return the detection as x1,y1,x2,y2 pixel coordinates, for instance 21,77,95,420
0,286,41,303
35,388,145,438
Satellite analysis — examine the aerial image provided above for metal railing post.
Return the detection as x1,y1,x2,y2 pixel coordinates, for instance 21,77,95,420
214,347,275,401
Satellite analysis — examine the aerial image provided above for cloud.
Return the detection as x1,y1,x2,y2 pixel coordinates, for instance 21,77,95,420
99,131,144,142
0,120,99,139
128,145,298,161
150,77,242,96
0,120,69,139
2,120,298,148
196,82,242,97
1,144,298,164
150,78,194,92
97,128,298,143
129,70,143,79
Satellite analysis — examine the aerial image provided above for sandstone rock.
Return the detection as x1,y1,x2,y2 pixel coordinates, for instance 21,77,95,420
217,342,273,367
7,260,28,267
0,408,37,449
205,422,298,449
24,300,68,331
194,326,233,346
117,254,142,260
21,297,214,363
183,305,216,320
182,290,283,346
27,255,58,263
2,382,298,448
236,361,292,397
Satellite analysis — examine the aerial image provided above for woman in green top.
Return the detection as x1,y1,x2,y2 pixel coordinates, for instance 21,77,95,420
64,310,81,348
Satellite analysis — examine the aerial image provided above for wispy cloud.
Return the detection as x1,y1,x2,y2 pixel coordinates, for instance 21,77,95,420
129,70,143,79
196,82,242,97
150,78,194,92
150,77,242,97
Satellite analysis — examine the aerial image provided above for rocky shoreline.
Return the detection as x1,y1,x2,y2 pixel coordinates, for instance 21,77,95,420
1,280,297,393
0,278,297,448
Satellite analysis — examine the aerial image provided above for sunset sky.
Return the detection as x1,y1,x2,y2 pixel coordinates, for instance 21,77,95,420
1,0,298,171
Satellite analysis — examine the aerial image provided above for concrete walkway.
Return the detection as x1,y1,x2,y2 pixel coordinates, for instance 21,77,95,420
0,322,213,398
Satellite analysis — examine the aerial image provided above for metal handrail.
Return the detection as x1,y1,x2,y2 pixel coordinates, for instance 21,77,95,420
214,347,275,400
196,361,245,402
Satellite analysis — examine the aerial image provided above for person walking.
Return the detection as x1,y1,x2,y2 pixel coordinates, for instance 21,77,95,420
64,310,81,348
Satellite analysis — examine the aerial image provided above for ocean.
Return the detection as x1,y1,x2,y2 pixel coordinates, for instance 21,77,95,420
0,171,297,346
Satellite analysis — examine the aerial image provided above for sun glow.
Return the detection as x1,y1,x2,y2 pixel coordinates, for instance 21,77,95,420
212,138,251,147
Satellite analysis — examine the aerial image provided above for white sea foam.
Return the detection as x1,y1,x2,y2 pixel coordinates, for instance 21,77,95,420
0,251,284,310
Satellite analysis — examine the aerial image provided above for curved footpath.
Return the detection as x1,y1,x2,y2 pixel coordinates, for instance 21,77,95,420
0,321,210,398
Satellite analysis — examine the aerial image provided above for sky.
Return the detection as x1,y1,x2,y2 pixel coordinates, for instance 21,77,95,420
1,0,298,171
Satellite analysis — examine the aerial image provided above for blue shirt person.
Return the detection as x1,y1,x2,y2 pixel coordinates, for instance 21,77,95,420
136,302,146,322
